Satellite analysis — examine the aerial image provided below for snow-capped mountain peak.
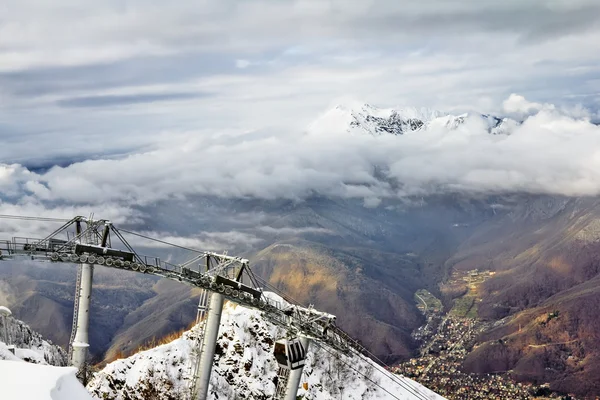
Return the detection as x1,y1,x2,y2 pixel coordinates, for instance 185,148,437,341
308,102,444,136
308,102,518,137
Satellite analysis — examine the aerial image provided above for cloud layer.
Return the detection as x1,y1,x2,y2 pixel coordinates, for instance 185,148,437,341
1,1,600,240
1,95,600,214
1,0,600,167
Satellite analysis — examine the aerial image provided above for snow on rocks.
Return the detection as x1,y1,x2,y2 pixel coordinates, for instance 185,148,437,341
307,102,516,137
88,292,444,400
0,315,68,366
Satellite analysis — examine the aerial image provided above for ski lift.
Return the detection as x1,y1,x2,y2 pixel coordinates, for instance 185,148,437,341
274,337,307,370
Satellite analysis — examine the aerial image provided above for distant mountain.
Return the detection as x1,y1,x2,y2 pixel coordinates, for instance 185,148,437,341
307,102,518,136
450,196,600,397
0,195,504,367
87,293,444,400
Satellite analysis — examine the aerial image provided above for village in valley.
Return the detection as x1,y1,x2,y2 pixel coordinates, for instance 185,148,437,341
391,270,578,400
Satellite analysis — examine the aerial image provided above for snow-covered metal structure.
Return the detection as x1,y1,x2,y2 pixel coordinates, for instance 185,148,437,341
193,291,224,400
0,215,375,400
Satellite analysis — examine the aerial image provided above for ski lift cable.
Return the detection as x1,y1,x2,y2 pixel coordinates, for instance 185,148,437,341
0,214,72,222
252,274,418,391
116,227,207,254
346,339,436,398
314,341,431,400
348,345,437,400
253,275,308,307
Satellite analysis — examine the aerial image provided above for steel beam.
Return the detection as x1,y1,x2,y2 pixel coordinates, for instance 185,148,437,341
193,291,225,400
71,262,93,383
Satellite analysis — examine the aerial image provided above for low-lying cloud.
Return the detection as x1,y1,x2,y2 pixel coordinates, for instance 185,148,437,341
1,95,599,221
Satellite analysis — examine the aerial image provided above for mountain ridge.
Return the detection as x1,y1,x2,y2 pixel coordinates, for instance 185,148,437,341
88,292,445,400
308,102,518,137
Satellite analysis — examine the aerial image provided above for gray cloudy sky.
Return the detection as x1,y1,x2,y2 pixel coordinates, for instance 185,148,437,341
1,0,600,231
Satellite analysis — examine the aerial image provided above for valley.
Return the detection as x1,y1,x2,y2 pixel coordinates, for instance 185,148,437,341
4,194,600,398
395,270,579,400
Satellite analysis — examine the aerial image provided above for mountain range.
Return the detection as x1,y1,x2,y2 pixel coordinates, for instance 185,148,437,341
1,102,600,397
307,102,518,136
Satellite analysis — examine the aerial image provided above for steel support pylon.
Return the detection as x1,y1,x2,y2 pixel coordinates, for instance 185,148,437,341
283,337,310,400
193,291,225,400
187,289,211,399
71,262,93,383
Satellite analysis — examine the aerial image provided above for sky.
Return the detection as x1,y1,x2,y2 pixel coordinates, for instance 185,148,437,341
1,0,600,242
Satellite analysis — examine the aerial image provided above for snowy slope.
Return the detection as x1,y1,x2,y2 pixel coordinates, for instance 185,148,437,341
88,293,444,400
307,103,517,137
0,315,84,399
0,360,93,400
0,315,68,365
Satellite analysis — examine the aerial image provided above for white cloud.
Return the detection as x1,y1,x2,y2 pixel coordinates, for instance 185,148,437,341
0,201,138,238
363,197,382,208
0,2,599,227
1,95,599,213
235,59,251,69
502,93,551,118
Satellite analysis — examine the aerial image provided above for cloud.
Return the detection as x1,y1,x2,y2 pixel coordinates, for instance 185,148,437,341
503,94,546,116
235,59,251,69
363,197,382,208
257,226,333,236
1,95,599,215
56,92,211,108
1,1,599,114
0,2,599,234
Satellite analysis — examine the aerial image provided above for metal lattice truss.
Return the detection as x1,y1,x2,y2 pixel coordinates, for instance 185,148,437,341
0,216,366,355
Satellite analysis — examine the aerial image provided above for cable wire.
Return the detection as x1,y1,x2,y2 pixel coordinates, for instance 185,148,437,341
0,214,71,222
314,341,432,400
253,265,433,399
348,345,438,400
253,275,308,307
257,268,434,395
346,339,434,395
249,267,429,398
117,228,207,254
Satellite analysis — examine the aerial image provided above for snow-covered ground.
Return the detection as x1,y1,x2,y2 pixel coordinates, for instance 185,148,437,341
0,314,68,365
0,294,443,399
0,313,90,399
0,359,93,400
88,293,445,400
